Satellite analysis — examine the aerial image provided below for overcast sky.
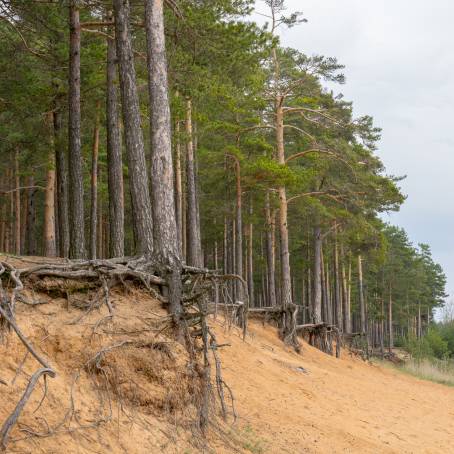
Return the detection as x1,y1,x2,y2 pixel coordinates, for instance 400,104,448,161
252,0,454,299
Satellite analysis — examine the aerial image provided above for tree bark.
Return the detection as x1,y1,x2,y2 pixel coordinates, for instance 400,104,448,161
340,244,351,333
380,297,385,358
320,244,328,322
25,176,36,255
417,302,422,339
247,196,254,307
174,117,183,256
358,255,366,334
14,149,21,255
312,224,322,323
324,252,332,324
43,168,56,257
334,225,342,330
185,98,203,267
265,191,277,306
276,101,292,308
53,107,70,258
388,284,393,353
68,1,85,258
0,173,5,252
113,0,153,256
97,175,104,259
145,0,182,318
90,103,100,260
7,168,13,253
231,155,244,302
106,19,125,258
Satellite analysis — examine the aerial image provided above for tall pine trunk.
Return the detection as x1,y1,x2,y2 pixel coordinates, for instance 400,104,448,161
97,167,104,259
275,102,292,308
90,104,100,260
232,156,244,301
185,98,202,267
247,197,254,307
358,255,366,334
380,297,385,358
312,224,322,323
145,0,182,318
113,0,153,256
334,225,342,330
53,108,70,258
320,245,328,323
0,174,5,252
68,1,85,258
265,191,276,306
43,167,56,257
25,176,36,255
341,244,351,333
174,117,183,256
14,149,21,255
106,21,125,258
388,284,393,353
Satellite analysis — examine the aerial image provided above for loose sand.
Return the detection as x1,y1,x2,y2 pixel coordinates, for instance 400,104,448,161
216,319,454,453
1,255,454,453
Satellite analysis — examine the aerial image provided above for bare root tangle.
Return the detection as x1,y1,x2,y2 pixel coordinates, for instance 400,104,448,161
0,301,57,451
344,332,370,360
85,340,136,372
208,328,236,423
0,262,59,451
2,262,24,316
0,306,54,370
296,323,341,358
0,257,245,444
281,303,300,352
0,368,55,450
248,304,301,352
16,294,49,306
0,263,13,334
12,369,114,444
179,269,244,433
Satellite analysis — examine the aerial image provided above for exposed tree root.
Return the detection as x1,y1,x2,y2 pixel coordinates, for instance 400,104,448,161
297,323,342,358
0,368,55,450
0,301,56,451
0,257,243,450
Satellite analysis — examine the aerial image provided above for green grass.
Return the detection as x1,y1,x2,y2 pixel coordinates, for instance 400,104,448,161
241,425,266,453
226,424,267,454
376,357,454,386
399,358,454,386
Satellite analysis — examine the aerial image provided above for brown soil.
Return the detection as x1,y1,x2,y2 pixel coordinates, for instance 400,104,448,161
1,255,454,453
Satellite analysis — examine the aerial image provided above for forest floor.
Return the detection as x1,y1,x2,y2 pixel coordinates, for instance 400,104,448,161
1,256,454,453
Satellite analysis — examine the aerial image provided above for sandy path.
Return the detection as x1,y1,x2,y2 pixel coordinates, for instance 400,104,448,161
215,320,454,453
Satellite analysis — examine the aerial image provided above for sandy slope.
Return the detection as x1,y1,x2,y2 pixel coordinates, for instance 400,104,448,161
1,255,454,453
215,320,454,453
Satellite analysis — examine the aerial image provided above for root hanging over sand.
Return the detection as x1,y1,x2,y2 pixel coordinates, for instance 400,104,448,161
0,256,243,451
